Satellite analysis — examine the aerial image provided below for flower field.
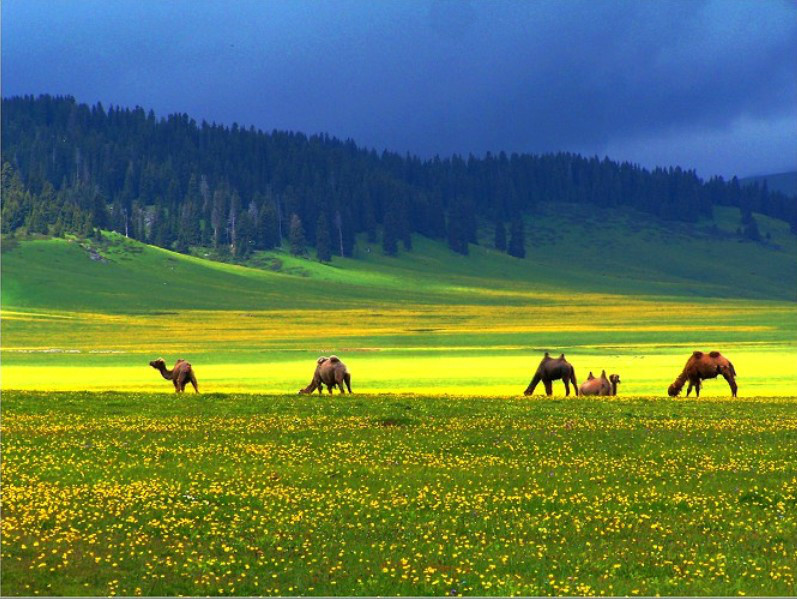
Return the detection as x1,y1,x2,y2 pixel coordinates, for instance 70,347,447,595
2,391,796,596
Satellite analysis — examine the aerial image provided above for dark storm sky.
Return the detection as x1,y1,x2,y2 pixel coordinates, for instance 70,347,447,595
3,0,795,178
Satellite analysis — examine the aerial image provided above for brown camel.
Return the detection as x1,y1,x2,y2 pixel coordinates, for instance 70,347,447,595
668,351,737,397
580,371,622,396
149,358,199,393
524,352,578,396
299,356,352,395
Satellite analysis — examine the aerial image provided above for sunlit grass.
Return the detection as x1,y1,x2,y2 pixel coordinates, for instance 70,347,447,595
3,392,797,596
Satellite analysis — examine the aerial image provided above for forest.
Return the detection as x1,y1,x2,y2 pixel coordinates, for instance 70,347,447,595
2,94,794,260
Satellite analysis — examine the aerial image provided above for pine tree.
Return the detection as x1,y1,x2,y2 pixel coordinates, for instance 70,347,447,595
508,215,526,258
289,213,306,256
494,220,507,251
316,213,332,262
382,208,399,256
447,203,468,255
236,211,256,258
257,202,279,250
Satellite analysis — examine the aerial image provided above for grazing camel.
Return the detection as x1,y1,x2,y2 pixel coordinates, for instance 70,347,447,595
524,352,578,396
149,358,199,393
668,351,737,397
299,356,352,395
580,371,622,396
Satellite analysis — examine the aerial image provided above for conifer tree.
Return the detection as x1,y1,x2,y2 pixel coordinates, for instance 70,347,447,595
494,220,507,251
508,215,526,258
382,208,399,256
316,213,332,262
289,213,306,256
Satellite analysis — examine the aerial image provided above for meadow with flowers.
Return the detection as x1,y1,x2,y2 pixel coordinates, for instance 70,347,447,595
3,391,797,596
2,214,797,595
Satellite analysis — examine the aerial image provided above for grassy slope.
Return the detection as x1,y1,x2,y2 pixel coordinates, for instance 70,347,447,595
1,204,796,395
740,171,797,198
3,391,797,596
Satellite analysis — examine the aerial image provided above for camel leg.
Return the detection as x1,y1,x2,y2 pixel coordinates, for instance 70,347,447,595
694,380,701,398
543,380,553,396
563,378,571,396
686,381,693,397
571,370,579,396
344,373,352,394
173,379,181,393
189,371,199,393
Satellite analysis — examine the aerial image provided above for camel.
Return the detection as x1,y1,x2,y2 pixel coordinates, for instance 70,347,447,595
299,356,352,395
524,352,578,396
149,358,199,393
668,351,737,397
580,371,622,396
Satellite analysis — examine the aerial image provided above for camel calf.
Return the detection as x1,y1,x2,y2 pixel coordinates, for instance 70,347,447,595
149,358,199,393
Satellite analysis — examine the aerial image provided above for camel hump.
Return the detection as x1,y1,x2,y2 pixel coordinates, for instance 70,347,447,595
601,370,607,378
559,353,565,360
709,351,721,358
544,351,550,358
587,371,594,380
692,350,704,359
328,355,341,363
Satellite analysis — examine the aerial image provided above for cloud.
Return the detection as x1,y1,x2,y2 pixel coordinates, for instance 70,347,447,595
2,0,795,178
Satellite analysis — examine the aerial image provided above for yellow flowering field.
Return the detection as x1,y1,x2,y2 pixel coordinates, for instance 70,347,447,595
2,294,796,396
2,391,796,596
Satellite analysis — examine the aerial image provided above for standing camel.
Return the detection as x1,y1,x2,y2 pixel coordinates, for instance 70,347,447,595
524,352,578,396
149,358,199,393
668,351,737,397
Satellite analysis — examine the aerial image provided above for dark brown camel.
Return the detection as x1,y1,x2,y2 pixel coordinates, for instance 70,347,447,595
524,352,578,396
299,356,352,395
149,358,199,393
580,371,621,396
668,351,737,397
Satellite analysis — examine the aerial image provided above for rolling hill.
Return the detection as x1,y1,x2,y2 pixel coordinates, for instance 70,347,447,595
741,171,797,198
3,202,796,396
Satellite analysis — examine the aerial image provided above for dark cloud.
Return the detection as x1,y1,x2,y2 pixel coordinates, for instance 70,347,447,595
2,0,795,177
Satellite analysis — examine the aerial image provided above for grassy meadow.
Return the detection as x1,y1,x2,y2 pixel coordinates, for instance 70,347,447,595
2,204,796,396
3,391,797,596
2,204,797,596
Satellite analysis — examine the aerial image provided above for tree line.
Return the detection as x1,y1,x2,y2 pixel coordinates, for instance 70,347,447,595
2,94,794,261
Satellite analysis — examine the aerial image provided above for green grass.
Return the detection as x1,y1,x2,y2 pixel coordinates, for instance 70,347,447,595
3,391,797,596
2,204,796,396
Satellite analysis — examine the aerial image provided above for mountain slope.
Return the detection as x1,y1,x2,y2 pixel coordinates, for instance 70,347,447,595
741,171,797,198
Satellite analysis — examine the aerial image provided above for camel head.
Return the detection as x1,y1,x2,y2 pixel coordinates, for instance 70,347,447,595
149,358,166,370
668,380,683,397
609,374,621,395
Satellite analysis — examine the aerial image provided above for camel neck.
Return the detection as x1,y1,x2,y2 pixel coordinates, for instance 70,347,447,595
158,366,174,380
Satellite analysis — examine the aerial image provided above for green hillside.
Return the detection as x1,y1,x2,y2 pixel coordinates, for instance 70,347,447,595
2,203,796,396
3,204,796,313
